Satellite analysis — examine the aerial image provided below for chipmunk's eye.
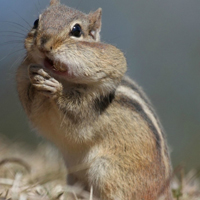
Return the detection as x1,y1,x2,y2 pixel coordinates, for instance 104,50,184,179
71,24,82,37
33,19,39,29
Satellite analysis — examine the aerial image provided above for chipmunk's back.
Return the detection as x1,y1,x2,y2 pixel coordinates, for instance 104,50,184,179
81,76,172,199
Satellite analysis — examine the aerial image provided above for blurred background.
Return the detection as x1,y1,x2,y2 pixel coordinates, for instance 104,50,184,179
0,0,200,171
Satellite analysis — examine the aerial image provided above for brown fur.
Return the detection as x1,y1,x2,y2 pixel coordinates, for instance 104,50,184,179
16,1,173,199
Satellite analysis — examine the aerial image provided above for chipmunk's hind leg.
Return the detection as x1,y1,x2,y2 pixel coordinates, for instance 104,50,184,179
87,156,130,200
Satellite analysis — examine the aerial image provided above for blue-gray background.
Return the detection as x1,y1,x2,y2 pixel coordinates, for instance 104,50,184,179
0,0,200,170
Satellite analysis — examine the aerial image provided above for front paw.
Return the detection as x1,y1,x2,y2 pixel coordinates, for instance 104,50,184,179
28,64,63,98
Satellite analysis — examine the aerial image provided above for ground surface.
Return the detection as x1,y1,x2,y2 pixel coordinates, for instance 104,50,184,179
0,138,199,200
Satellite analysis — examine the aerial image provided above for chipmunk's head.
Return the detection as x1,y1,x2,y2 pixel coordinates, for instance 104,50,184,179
27,0,102,45
25,0,126,89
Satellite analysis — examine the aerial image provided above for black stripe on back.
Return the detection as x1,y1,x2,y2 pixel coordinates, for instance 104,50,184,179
94,91,115,114
121,77,165,137
115,95,161,152
121,77,153,110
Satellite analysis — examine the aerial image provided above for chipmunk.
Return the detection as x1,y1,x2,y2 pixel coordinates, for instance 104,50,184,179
16,0,173,199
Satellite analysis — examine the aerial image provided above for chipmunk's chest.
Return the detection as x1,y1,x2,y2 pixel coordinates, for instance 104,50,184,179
29,94,96,146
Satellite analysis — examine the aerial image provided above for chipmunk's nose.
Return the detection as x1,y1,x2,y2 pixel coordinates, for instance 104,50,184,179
37,35,53,53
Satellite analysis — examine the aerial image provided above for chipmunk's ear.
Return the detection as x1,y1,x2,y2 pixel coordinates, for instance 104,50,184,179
50,0,60,6
88,8,102,41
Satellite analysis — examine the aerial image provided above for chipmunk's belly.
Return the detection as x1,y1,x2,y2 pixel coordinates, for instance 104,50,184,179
29,100,63,142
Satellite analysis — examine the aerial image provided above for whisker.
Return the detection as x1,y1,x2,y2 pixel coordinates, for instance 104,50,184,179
34,1,40,15
0,21,29,32
11,9,32,29
21,55,29,64
0,40,24,47
9,54,25,70
0,48,25,62
0,31,26,36
31,0,43,17
0,35,25,39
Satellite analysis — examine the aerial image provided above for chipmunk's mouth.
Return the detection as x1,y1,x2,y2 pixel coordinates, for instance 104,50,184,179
44,57,69,75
